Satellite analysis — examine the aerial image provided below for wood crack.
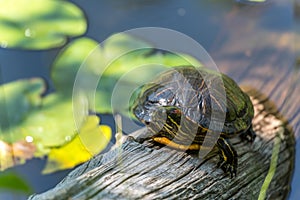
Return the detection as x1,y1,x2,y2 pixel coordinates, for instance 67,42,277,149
28,88,295,200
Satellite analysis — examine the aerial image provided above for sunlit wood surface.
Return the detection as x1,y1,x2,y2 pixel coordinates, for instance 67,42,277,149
28,87,295,200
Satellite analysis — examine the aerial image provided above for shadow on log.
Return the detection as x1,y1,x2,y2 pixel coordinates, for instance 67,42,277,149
29,88,295,200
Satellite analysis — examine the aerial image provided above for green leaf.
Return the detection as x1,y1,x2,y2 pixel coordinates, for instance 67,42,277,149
42,115,111,174
0,0,87,50
5,93,109,151
51,38,102,95
18,94,78,149
98,34,202,114
0,78,45,140
0,79,43,170
0,79,112,172
0,172,32,194
96,50,202,114
52,34,202,114
102,33,153,63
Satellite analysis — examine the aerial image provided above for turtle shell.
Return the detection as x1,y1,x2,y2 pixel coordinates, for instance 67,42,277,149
132,66,254,135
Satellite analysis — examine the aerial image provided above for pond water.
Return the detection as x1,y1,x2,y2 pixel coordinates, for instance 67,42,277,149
0,0,299,199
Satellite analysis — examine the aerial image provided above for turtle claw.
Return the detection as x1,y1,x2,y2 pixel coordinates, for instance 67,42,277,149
217,158,237,178
240,125,256,143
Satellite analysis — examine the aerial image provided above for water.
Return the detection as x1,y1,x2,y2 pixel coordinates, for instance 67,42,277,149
0,0,298,199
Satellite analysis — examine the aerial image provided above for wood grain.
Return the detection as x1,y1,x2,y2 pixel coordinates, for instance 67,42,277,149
28,88,295,200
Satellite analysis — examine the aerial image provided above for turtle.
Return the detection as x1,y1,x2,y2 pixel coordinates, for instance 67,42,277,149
131,66,256,177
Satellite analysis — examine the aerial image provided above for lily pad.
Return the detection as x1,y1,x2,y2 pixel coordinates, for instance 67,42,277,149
0,78,43,170
0,172,32,194
42,116,111,174
0,78,45,140
0,79,75,147
15,93,112,173
18,94,80,149
0,78,112,172
51,38,102,95
5,93,111,154
52,34,202,115
96,49,202,114
0,0,87,49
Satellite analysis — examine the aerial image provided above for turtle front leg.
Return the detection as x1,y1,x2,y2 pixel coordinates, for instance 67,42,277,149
216,137,238,178
240,125,256,142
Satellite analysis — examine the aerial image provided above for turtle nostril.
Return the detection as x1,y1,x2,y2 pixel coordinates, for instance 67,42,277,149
142,115,152,125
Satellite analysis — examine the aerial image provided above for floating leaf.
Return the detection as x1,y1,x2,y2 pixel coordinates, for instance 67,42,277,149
102,33,153,64
95,35,202,114
0,79,112,172
51,38,102,95
0,0,87,49
42,116,111,174
0,79,72,148
95,50,202,114
102,34,201,76
0,172,32,194
6,93,106,151
18,94,78,149
0,78,45,141
0,79,43,170
52,34,202,114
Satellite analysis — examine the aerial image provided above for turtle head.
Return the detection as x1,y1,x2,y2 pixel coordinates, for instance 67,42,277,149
133,101,182,134
132,83,173,122
131,82,183,134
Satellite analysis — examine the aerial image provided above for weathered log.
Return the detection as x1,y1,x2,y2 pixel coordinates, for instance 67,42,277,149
28,87,295,200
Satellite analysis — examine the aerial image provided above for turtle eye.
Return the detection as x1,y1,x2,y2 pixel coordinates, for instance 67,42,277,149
149,100,159,104
146,100,159,107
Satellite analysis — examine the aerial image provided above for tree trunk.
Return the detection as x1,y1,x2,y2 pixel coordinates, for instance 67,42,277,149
28,87,295,200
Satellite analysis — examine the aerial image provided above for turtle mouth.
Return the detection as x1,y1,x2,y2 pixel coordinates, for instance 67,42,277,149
133,104,153,125
141,118,151,125
140,115,152,125
133,105,169,129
